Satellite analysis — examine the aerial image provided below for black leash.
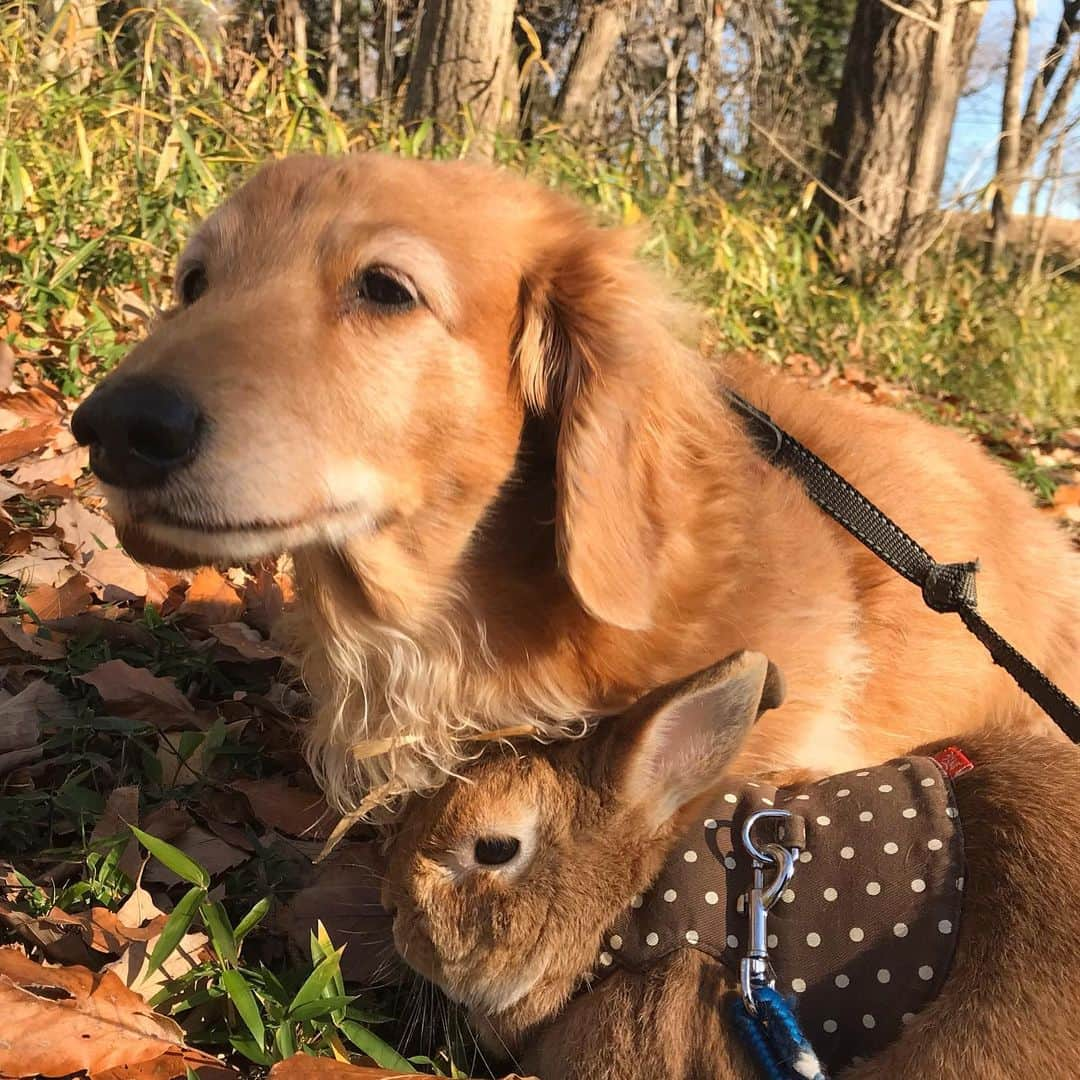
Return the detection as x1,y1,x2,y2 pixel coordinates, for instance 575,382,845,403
725,390,1080,740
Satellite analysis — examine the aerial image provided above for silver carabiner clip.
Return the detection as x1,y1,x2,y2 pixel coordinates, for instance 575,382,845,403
739,809,799,1015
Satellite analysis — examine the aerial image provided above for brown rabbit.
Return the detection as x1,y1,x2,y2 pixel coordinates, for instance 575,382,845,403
383,651,1080,1079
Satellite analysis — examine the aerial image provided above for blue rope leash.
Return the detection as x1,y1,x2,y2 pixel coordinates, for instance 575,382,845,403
731,987,828,1080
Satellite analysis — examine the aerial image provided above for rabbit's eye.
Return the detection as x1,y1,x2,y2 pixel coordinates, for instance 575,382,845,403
474,836,521,866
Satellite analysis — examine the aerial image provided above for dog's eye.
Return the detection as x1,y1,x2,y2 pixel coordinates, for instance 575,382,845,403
474,836,521,866
352,268,417,312
178,266,208,306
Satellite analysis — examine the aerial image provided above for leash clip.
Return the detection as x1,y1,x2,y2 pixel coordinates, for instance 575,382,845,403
739,809,799,1016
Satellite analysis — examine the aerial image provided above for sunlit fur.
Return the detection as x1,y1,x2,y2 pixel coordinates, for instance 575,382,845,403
92,152,1080,812
385,660,1080,1079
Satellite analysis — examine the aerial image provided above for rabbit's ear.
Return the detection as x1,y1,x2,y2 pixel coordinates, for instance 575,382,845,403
615,651,784,830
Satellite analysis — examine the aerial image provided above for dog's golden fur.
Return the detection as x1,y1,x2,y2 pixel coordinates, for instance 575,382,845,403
94,153,1080,810
384,654,1080,1079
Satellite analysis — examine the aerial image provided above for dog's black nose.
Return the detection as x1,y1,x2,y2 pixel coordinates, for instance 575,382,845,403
72,376,202,489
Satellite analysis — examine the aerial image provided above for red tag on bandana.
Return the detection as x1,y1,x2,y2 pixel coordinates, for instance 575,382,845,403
932,745,974,779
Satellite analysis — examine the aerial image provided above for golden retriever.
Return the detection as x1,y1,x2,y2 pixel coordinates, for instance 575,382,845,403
72,153,1080,812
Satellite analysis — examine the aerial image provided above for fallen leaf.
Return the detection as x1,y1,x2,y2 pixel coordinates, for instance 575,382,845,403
268,1058,532,1080
84,546,150,602
11,445,89,488
209,621,290,662
96,1044,239,1080
156,717,248,785
43,612,157,650
78,659,197,729
0,341,13,389
53,498,120,560
177,567,242,627
0,679,73,743
0,387,64,427
232,775,333,840
105,930,210,1004
142,824,248,886
0,617,67,660
0,476,22,501
269,1061,418,1080
1,547,81,589
0,949,186,1075
46,905,169,956
0,420,59,465
242,563,295,634
21,573,94,621
91,785,142,884
0,902,97,965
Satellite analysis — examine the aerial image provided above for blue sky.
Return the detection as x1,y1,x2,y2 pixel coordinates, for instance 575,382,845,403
947,1,1080,217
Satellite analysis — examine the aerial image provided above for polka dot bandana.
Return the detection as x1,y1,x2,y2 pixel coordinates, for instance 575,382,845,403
596,756,965,1074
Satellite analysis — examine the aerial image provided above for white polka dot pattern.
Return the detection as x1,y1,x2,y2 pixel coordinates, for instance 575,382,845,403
591,754,964,1076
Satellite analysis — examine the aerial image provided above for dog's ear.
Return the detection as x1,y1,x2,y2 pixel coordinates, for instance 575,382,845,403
610,651,784,831
515,211,690,632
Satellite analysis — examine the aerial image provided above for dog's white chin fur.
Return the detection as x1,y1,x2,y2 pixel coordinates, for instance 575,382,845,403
142,510,378,563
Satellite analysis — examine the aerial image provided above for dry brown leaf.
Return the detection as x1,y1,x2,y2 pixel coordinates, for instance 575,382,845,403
105,929,210,1004
0,949,187,1075
209,621,290,662
0,902,98,965
96,1044,239,1080
1,547,80,589
0,420,59,465
84,546,150,602
77,659,197,730
0,387,64,427
242,563,295,633
91,785,142,884
231,775,333,840
177,566,242,627
142,823,248,887
10,445,89,488
156,717,248,786
53,498,120,560
0,341,14,389
46,905,169,956
269,1060,424,1080
21,573,94,621
0,616,67,660
0,679,72,746
269,1058,532,1080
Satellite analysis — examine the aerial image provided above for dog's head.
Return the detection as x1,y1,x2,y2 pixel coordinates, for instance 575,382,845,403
74,154,702,628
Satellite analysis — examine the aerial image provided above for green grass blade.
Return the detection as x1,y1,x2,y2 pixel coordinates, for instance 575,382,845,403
234,897,270,944
287,994,355,1021
339,1019,417,1072
203,901,238,967
145,885,205,976
221,968,266,1048
131,825,210,888
286,947,344,1016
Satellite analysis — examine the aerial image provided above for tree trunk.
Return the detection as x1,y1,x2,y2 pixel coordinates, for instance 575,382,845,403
404,0,519,151
898,0,986,278
986,0,1035,272
930,0,987,193
37,0,98,91
555,3,628,130
327,0,343,104
819,0,937,274
282,0,309,74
